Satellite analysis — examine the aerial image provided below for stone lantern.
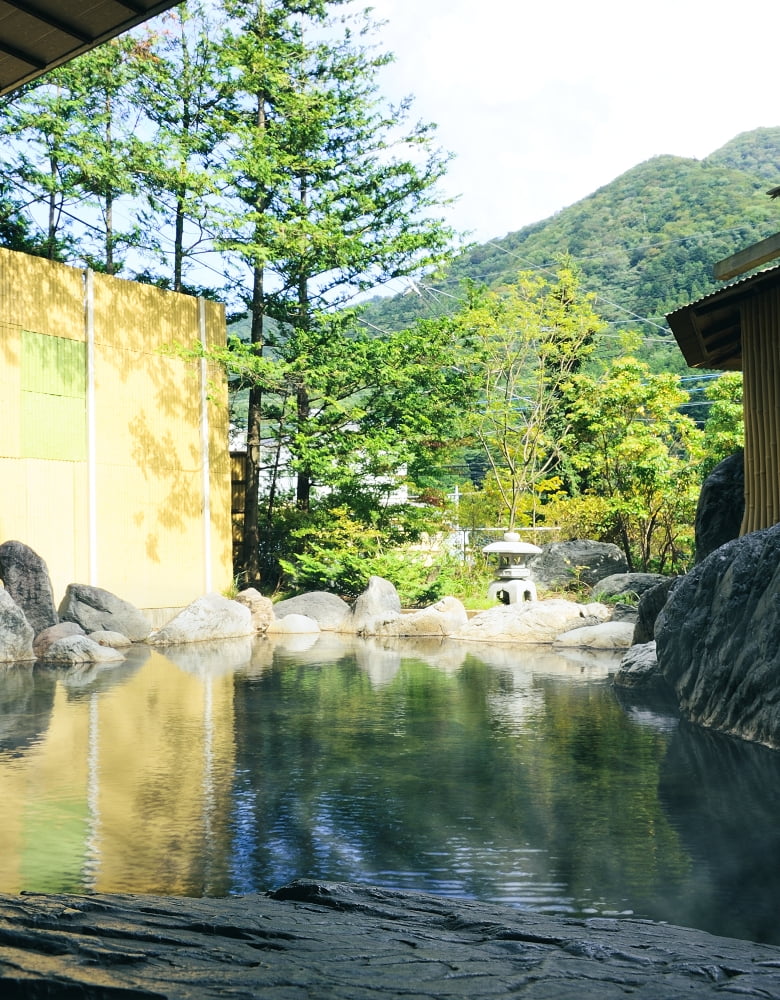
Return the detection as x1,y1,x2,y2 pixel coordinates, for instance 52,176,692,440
482,531,542,604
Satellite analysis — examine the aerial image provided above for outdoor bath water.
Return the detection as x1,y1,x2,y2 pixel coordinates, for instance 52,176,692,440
0,633,778,946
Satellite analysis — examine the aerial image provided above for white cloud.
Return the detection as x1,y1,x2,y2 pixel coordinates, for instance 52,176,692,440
359,0,780,242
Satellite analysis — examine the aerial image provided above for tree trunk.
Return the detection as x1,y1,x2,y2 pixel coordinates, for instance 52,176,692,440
296,384,311,511
240,262,265,585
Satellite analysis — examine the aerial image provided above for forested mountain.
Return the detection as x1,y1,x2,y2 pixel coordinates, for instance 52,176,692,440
360,127,780,360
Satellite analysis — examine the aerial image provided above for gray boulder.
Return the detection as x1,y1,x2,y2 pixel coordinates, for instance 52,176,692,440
59,584,152,641
528,540,628,590
695,450,744,563
614,641,661,689
609,602,639,623
553,621,635,649
656,524,780,748
456,599,610,644
0,540,57,635
273,591,351,631
593,572,669,600
633,577,678,644
373,596,468,637
612,641,679,718
351,576,402,635
33,621,85,658
0,588,35,662
37,634,125,665
148,593,253,645
234,588,274,633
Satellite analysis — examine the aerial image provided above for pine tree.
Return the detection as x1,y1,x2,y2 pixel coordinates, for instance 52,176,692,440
215,0,455,583
129,2,227,294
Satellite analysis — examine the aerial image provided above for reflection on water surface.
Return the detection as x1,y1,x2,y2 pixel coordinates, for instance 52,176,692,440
0,634,778,945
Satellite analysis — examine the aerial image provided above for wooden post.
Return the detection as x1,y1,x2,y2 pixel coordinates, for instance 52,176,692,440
740,289,780,534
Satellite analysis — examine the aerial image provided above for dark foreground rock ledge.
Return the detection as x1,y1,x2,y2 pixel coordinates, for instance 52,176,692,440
1,881,779,999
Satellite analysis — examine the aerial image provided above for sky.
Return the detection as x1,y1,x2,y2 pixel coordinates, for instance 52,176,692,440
360,0,780,245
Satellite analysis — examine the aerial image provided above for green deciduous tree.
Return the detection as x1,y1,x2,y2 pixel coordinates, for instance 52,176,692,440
700,372,744,477
219,309,480,589
560,355,704,572
456,264,601,529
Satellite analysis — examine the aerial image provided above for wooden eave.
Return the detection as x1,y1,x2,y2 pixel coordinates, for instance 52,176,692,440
666,265,780,371
0,0,180,95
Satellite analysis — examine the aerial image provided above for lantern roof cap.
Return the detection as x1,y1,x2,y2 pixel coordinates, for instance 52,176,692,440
482,531,542,555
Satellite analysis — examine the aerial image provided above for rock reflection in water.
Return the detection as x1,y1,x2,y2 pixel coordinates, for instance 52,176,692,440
659,723,780,944
0,664,56,755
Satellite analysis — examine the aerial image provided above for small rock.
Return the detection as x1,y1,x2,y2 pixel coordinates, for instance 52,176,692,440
34,622,85,658
351,577,402,635
266,613,320,635
374,596,468,637
273,591,351,631
614,641,661,689
234,588,274,633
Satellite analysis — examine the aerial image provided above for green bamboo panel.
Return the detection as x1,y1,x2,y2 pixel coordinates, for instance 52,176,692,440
21,329,86,397
21,392,86,461
19,330,86,461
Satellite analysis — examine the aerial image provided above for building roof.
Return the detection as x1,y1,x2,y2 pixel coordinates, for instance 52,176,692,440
0,0,180,95
666,264,780,371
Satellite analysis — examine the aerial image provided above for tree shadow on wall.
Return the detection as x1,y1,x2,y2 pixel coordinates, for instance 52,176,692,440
129,411,201,539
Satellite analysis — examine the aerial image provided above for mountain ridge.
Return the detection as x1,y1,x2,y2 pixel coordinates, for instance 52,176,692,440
360,126,780,349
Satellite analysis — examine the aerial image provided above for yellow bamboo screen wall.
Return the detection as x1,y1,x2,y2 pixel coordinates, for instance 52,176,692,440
740,287,780,535
0,248,233,612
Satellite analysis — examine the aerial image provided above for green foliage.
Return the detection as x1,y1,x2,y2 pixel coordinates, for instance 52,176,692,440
1,0,766,592
269,312,479,501
455,263,601,528
277,504,461,606
127,1,227,293
46,38,148,274
560,356,704,573
207,0,460,578
700,372,744,476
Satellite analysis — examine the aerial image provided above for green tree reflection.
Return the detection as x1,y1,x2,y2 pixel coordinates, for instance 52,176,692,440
231,647,690,919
